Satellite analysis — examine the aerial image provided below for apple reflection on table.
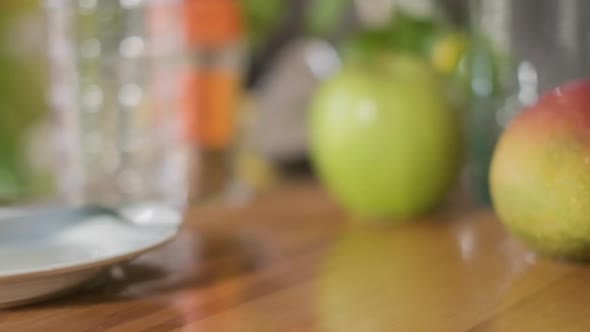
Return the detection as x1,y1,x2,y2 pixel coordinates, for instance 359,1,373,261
314,212,547,332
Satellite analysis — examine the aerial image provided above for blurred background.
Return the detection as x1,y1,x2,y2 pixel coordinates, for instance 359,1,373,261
0,0,473,208
2,0,587,212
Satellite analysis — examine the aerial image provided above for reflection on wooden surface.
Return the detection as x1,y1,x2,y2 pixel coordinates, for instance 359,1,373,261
0,183,589,331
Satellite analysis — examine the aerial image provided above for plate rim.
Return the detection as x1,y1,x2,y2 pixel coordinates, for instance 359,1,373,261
0,225,181,283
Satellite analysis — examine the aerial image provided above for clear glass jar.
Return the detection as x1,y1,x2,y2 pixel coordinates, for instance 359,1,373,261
45,0,190,207
467,0,590,204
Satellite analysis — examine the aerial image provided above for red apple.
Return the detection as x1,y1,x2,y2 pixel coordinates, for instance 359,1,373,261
491,80,590,259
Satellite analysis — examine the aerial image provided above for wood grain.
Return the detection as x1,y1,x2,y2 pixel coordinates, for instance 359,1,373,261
1,183,589,331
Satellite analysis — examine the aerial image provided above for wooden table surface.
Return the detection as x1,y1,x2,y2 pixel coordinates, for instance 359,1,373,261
2,183,590,332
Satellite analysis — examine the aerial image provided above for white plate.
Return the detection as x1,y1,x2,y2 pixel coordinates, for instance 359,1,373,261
0,204,182,307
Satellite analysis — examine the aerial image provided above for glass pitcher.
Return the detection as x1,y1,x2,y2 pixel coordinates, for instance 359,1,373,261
0,0,193,210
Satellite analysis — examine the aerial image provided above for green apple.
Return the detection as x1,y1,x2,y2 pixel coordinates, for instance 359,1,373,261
309,54,461,220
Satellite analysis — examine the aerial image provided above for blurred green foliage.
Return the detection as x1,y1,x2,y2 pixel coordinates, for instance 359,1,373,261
341,13,438,63
242,0,283,50
305,0,351,37
0,0,47,199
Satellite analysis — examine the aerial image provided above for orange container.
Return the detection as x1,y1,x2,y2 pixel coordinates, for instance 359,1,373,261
181,0,243,149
